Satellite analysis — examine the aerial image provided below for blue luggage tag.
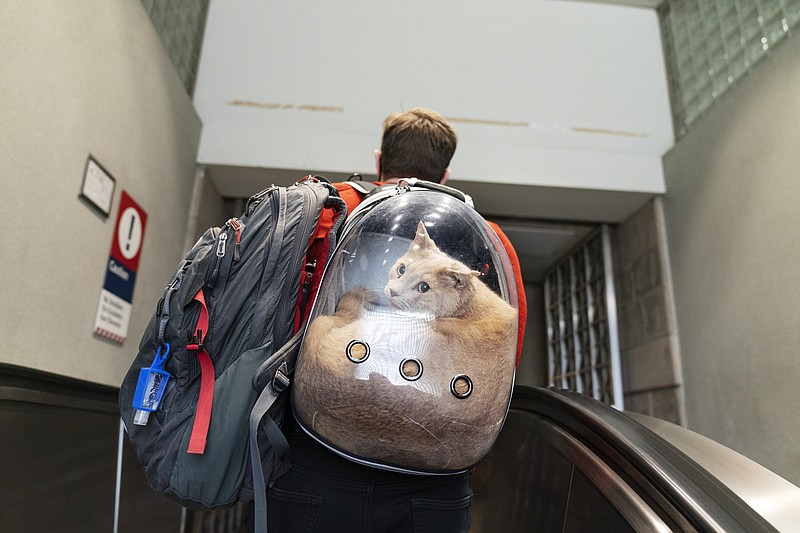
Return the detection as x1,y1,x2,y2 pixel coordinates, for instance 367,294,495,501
132,344,171,426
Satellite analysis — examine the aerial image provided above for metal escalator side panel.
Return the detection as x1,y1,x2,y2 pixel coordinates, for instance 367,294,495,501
628,411,800,533
479,407,675,532
510,386,779,532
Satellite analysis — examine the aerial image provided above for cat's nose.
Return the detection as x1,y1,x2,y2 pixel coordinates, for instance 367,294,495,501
389,289,398,298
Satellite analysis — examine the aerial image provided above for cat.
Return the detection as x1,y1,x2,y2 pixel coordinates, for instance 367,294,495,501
293,221,518,472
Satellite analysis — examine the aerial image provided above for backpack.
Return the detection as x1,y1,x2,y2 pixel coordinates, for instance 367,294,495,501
290,178,520,474
118,177,346,524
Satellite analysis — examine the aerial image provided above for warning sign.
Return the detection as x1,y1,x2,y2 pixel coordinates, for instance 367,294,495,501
94,191,148,344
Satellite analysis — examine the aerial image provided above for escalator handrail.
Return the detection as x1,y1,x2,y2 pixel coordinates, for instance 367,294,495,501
511,386,778,532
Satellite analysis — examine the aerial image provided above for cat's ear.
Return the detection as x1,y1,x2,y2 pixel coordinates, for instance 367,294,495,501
446,265,480,289
412,221,437,251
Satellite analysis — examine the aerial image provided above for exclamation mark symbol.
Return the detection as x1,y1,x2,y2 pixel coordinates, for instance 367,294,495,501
126,215,135,252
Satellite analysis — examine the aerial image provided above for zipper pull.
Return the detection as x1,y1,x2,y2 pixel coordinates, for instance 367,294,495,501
216,232,228,257
303,260,317,287
299,260,317,317
208,233,228,288
226,218,245,261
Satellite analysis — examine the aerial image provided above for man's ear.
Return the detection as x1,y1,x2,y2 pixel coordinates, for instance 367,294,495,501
374,149,382,178
440,168,451,184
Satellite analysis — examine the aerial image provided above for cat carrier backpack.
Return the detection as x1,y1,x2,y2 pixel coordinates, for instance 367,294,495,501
292,178,520,474
118,177,346,524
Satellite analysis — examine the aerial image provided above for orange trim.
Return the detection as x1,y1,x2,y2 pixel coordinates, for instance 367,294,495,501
488,221,527,367
311,182,376,240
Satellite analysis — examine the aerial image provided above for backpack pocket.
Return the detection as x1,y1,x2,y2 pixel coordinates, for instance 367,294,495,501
169,339,274,509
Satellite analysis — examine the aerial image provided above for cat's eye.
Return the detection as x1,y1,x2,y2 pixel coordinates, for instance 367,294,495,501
397,264,406,276
417,282,430,293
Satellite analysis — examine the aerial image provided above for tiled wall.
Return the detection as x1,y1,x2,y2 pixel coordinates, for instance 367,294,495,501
140,0,209,95
545,231,623,409
613,199,685,425
660,0,800,138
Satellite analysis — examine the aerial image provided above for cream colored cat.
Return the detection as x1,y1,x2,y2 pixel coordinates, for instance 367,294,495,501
293,221,517,472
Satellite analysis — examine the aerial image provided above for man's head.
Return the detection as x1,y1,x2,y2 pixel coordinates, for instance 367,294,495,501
376,108,457,184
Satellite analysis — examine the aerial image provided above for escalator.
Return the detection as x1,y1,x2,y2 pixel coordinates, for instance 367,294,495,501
471,386,800,532
4,366,800,531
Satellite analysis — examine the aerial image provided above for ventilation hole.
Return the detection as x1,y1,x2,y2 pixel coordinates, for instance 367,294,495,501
399,358,423,381
346,340,370,363
450,375,473,399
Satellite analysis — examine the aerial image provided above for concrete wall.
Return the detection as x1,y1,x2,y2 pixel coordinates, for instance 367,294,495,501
662,33,800,485
516,283,549,388
0,0,207,387
614,199,685,424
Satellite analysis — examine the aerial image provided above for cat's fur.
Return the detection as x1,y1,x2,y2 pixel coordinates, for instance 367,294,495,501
293,222,517,471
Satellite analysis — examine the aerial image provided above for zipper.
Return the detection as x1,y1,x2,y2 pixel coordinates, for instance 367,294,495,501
207,232,228,288
299,259,317,318
274,184,317,343
155,259,195,345
246,185,278,217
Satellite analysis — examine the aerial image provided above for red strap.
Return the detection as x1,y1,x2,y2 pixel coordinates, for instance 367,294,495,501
187,289,215,455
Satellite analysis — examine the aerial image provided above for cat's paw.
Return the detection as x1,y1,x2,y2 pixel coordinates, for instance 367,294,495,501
335,286,379,318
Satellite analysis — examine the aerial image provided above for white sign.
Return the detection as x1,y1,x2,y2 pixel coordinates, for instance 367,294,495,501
80,157,116,216
93,289,132,344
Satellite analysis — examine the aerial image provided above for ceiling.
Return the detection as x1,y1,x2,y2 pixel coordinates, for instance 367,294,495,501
491,220,597,283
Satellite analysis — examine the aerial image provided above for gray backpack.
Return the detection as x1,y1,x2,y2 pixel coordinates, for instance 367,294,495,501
118,177,346,530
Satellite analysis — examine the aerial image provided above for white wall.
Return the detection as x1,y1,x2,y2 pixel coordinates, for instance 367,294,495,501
0,0,203,387
662,33,800,486
193,0,673,200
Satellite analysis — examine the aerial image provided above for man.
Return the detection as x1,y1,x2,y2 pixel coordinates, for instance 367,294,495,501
268,108,527,532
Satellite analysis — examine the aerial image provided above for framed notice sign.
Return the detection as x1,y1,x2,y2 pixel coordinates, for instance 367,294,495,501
80,156,116,217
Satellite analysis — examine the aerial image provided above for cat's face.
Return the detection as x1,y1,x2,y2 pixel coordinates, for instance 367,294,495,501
384,222,478,317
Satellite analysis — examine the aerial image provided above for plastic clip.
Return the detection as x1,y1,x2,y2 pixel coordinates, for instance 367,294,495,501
272,362,291,393
187,329,204,351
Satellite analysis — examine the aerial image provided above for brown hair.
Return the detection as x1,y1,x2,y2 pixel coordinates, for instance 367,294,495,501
379,108,457,183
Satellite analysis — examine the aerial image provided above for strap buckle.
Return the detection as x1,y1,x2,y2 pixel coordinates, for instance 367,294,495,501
187,329,204,351
271,362,290,393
